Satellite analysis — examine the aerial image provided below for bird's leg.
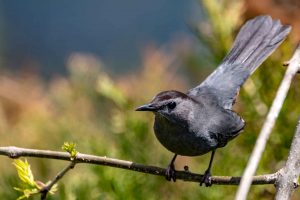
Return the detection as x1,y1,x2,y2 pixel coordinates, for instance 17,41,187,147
165,154,177,182
200,150,215,187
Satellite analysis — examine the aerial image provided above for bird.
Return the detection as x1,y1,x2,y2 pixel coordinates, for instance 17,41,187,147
136,15,291,186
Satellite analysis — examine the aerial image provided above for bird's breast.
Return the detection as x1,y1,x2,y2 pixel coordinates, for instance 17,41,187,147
153,114,217,156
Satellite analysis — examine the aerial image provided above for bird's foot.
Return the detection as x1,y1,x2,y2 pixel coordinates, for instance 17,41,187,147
200,170,212,187
165,163,176,182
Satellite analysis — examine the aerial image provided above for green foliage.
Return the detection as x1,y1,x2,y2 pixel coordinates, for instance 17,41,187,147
96,75,128,107
13,159,57,199
62,142,78,160
200,0,242,60
13,159,39,199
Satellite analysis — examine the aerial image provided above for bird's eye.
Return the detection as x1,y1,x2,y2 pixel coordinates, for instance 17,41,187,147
167,102,176,110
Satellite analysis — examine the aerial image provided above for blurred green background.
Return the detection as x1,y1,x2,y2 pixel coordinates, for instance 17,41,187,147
0,0,300,199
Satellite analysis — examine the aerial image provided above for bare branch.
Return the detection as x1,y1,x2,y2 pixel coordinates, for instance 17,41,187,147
236,43,300,200
275,118,300,199
40,161,76,200
0,146,278,185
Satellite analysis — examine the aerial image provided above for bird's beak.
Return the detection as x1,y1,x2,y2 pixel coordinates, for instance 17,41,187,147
135,103,157,111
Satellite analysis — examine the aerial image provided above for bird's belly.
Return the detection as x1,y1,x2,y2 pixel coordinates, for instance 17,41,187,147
154,121,217,156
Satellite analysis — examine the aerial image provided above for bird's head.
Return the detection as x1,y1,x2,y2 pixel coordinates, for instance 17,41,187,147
136,90,196,125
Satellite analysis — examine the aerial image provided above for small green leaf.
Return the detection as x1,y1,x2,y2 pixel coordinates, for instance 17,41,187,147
62,142,78,159
13,159,58,199
13,159,41,199
13,159,36,188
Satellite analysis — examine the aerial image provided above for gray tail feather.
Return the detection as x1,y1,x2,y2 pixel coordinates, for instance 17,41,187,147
188,16,291,109
222,15,291,74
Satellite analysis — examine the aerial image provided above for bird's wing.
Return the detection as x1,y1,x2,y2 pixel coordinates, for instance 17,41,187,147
207,109,245,147
187,16,291,109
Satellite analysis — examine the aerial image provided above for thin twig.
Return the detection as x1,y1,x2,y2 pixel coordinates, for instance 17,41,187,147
40,161,76,200
235,43,300,200
275,118,300,199
0,146,278,185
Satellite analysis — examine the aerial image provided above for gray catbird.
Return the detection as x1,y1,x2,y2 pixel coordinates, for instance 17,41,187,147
136,15,291,186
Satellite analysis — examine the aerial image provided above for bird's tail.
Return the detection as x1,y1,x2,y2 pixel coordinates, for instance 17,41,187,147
222,15,291,74
188,16,291,109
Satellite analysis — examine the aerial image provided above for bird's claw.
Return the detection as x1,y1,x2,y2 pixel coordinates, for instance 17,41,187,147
200,170,212,187
165,164,176,182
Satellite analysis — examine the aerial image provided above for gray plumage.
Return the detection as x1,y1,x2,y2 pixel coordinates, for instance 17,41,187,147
188,15,291,109
136,16,291,185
